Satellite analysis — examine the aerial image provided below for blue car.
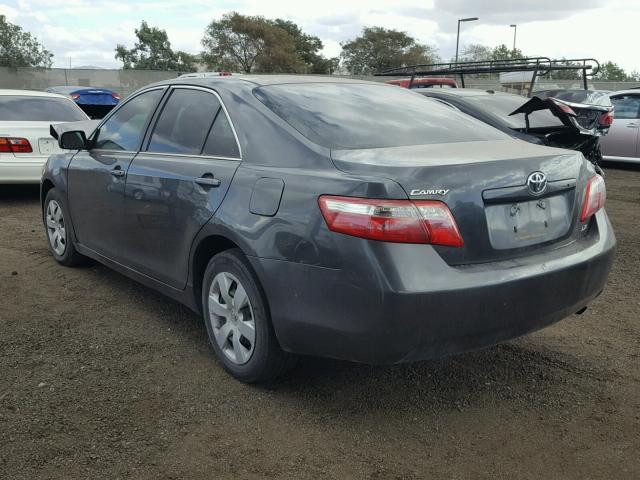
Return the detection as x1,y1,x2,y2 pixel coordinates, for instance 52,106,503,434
45,86,121,119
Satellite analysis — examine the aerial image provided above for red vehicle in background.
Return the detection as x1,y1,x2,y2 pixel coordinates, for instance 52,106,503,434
385,77,458,89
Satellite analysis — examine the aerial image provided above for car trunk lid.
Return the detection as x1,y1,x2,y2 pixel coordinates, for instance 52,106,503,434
331,139,591,265
0,121,63,157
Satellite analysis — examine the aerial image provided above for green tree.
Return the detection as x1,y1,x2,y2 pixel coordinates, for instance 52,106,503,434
491,44,524,61
340,27,439,74
270,19,330,73
115,21,195,71
595,61,630,81
201,12,302,73
312,56,341,74
543,59,582,80
0,15,52,68
460,43,493,62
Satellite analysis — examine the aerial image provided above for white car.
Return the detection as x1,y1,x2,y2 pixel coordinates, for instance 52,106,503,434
0,89,88,183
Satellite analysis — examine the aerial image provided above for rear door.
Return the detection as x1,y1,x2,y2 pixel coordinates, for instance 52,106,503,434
601,93,640,159
67,87,165,261
121,86,241,289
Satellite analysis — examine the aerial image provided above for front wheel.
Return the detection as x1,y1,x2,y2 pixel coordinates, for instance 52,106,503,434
43,189,88,267
201,249,295,383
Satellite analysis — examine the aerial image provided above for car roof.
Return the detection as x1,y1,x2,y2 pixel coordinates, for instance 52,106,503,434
610,89,640,96
47,86,114,92
0,89,70,99
152,74,384,89
419,88,515,98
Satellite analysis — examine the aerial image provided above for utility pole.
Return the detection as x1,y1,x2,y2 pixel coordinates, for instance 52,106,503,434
510,24,517,51
455,17,479,64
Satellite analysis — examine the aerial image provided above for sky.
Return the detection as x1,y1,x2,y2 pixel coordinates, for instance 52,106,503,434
1,0,639,72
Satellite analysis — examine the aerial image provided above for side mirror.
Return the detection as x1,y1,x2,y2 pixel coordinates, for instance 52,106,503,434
59,130,88,150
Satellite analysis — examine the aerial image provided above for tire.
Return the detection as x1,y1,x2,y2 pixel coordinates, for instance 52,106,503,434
201,249,295,383
43,189,88,267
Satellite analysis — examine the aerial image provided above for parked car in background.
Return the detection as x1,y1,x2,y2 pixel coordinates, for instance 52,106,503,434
0,89,88,183
45,86,121,119
385,77,458,89
43,77,615,383
600,89,640,163
417,89,613,169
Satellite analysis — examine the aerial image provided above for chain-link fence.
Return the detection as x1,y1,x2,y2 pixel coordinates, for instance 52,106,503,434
1,67,639,98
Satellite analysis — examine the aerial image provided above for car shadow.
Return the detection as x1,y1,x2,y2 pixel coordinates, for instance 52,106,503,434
256,338,599,415
0,184,40,200
84,259,600,415
602,160,640,172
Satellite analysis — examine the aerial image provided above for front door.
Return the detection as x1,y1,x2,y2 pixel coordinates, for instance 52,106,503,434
601,93,640,159
121,86,242,289
67,88,165,261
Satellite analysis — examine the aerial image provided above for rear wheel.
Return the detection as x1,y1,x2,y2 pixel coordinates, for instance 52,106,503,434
44,189,87,267
202,249,295,383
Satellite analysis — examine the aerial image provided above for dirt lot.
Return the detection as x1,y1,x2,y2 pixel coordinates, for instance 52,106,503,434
1,165,639,480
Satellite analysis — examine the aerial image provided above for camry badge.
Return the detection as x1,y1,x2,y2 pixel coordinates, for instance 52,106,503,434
527,171,547,196
410,188,450,196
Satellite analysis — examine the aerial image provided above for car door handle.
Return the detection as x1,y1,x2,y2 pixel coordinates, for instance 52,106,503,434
626,123,640,128
194,176,221,187
110,167,125,177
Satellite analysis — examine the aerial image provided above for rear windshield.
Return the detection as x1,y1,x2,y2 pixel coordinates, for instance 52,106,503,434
254,83,507,149
464,94,563,129
0,96,87,121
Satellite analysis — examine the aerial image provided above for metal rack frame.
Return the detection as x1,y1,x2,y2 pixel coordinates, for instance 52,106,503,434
375,57,601,95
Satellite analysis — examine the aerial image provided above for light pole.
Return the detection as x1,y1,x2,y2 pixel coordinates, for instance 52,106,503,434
455,17,479,64
510,24,517,51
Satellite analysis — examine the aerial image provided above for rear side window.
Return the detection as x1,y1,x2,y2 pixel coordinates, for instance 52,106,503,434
0,96,86,121
148,89,221,155
94,89,162,151
202,111,240,158
611,95,640,119
254,83,507,149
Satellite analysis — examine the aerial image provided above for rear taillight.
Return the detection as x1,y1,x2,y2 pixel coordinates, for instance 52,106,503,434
70,93,80,100
318,195,464,247
0,137,33,153
598,111,614,126
551,99,577,116
111,92,121,101
580,175,606,222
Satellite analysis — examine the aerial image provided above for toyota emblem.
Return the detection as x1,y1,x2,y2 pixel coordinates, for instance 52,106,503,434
527,171,547,195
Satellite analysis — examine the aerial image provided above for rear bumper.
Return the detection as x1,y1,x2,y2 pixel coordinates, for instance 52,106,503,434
249,210,616,364
0,157,46,183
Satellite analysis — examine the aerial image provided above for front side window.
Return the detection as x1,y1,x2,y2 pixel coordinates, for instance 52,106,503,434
93,89,163,151
254,83,507,150
0,96,87,121
148,89,221,155
611,95,640,119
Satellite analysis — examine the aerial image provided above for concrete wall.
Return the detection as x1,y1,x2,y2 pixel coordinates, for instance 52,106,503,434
1,67,638,98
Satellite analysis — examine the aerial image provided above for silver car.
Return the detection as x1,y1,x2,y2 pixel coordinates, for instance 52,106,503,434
601,89,640,163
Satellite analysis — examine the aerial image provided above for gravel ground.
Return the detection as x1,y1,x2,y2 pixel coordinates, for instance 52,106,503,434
1,165,639,480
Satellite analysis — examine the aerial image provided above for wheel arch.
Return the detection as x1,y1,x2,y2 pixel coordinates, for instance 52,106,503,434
191,234,243,313
40,178,55,211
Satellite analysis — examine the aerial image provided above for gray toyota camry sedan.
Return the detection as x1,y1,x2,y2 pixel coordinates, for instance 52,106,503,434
41,76,616,382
